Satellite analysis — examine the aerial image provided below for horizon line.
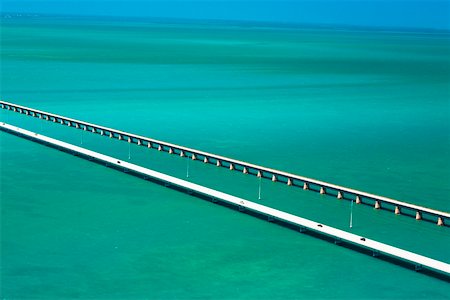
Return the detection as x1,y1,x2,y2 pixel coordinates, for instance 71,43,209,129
2,12,450,34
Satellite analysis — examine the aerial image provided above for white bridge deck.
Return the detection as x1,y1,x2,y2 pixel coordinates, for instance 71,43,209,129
1,122,449,279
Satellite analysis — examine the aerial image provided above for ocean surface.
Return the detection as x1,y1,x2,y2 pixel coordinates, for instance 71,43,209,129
1,15,449,299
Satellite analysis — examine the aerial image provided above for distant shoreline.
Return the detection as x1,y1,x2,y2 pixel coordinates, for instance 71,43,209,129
2,12,450,35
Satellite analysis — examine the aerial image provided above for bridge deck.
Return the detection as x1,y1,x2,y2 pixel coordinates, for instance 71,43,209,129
1,121,449,278
1,100,449,226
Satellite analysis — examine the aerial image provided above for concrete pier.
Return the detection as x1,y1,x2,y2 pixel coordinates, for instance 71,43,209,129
1,100,449,226
1,122,449,279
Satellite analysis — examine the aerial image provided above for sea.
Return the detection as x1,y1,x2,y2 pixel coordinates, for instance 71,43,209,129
1,15,449,299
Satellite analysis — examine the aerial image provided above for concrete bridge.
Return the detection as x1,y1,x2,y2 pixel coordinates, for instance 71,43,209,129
1,100,449,226
1,122,449,279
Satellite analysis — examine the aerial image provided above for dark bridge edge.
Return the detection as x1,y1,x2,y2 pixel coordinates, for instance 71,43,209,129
1,102,448,227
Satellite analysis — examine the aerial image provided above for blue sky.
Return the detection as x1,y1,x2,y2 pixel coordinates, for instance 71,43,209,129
2,0,449,30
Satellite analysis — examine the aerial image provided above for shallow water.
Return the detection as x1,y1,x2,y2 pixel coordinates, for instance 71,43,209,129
1,16,450,299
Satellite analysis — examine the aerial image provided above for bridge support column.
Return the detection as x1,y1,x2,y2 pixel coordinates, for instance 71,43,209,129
216,160,221,167
180,150,185,157
169,148,174,154
192,153,197,160
355,196,361,204
287,178,293,186
272,174,277,182
395,206,401,215
229,163,234,170
337,191,343,199
437,217,444,226
416,211,422,220
303,182,309,190
158,145,162,151
374,201,381,209
320,187,326,195
203,157,208,163
243,167,248,174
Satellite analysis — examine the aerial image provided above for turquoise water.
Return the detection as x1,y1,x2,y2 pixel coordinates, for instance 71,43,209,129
1,16,450,298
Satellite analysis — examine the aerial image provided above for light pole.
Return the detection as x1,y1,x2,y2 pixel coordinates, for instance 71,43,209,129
186,156,190,178
349,199,354,228
258,176,262,200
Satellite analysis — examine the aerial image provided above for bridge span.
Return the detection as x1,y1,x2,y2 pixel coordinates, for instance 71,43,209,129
1,122,449,279
1,100,449,226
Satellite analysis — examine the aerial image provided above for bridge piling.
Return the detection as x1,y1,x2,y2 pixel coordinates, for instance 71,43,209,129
416,211,422,220
375,201,381,209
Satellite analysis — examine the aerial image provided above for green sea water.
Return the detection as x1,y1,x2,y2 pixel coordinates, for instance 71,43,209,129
1,16,450,299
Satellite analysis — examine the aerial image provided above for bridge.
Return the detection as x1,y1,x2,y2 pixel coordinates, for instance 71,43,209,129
1,122,449,279
1,100,449,226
